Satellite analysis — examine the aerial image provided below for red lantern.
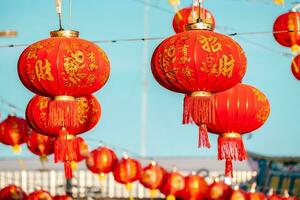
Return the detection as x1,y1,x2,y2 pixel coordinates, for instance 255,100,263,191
140,162,166,196
18,30,110,128
27,129,55,161
151,23,247,148
0,115,29,153
27,190,52,200
173,6,215,33
181,173,208,200
207,180,232,200
0,184,27,200
86,146,118,176
53,195,72,200
273,11,300,52
160,171,185,200
248,191,266,200
207,83,270,176
230,188,247,200
291,55,300,80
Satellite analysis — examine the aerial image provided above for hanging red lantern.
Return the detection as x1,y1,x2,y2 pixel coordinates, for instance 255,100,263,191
230,187,247,200
291,54,300,80
69,137,90,171
27,129,55,162
273,11,300,52
18,30,110,129
0,184,27,200
0,115,29,153
140,161,166,197
248,191,266,200
160,171,185,200
173,6,215,33
207,180,232,200
181,173,208,200
53,195,72,200
27,190,52,200
207,83,270,176
86,146,118,177
151,19,247,148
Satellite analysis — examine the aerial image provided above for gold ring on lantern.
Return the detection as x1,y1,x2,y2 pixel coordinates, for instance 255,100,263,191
191,91,212,97
50,30,79,38
221,132,241,138
54,95,75,101
66,134,75,140
186,20,213,31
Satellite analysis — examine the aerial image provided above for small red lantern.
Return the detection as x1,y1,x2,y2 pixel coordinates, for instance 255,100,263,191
273,11,300,52
86,146,118,177
173,6,215,33
69,137,90,171
0,115,29,153
0,184,27,200
27,129,55,162
291,55,300,80
207,83,270,176
140,161,166,196
160,171,185,200
27,190,52,200
207,180,232,200
18,30,110,128
248,191,266,200
230,187,247,200
53,195,72,200
181,173,208,200
151,22,247,148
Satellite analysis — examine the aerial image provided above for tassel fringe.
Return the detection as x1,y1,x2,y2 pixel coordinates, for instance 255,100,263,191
218,135,247,161
225,159,233,177
198,124,211,148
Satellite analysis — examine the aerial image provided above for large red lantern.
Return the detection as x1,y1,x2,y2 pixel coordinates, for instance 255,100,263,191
207,83,270,176
0,115,29,153
151,21,247,148
27,190,52,200
18,30,110,128
207,180,232,200
273,11,300,52
86,146,118,177
0,184,27,200
160,171,185,200
173,6,215,33
181,173,208,200
27,129,55,161
53,195,72,200
291,55,300,80
140,162,166,196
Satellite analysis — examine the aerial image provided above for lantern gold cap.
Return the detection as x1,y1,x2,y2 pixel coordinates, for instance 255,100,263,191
186,19,213,31
50,30,79,38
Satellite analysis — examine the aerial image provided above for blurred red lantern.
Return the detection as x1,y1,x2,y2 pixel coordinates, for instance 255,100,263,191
86,146,118,176
18,30,110,128
160,171,185,200
230,187,247,200
273,11,300,52
69,137,90,171
181,173,208,200
151,22,247,148
26,95,101,137
207,180,232,200
0,115,29,153
291,55,300,80
173,6,215,33
53,195,72,200
0,184,27,200
140,162,166,196
27,129,55,161
248,191,266,200
27,190,52,200
207,83,270,176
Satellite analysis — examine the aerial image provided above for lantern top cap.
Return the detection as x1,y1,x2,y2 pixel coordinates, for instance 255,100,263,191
50,30,79,38
186,20,213,31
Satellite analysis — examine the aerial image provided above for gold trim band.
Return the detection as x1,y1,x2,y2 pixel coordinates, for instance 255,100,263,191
50,30,79,38
186,21,213,31
54,95,75,101
221,132,241,138
191,91,212,97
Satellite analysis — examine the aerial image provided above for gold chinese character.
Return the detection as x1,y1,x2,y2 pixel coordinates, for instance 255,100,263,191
198,36,222,53
34,59,54,81
217,55,235,77
27,51,37,59
179,45,191,64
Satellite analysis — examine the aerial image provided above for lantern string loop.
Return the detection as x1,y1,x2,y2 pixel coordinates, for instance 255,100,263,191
55,0,63,30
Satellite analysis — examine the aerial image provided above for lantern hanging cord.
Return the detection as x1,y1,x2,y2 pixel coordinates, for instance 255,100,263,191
55,0,63,30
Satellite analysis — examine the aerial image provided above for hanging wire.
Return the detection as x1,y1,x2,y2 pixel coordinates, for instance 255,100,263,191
55,0,63,30
0,97,25,113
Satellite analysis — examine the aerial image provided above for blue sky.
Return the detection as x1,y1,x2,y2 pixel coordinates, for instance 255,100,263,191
0,0,299,159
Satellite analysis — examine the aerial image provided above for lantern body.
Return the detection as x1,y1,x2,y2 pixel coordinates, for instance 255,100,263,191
181,174,208,200
113,157,142,184
291,55,300,80
247,192,266,200
53,195,72,200
27,190,52,200
27,129,55,157
86,146,118,174
0,184,27,200
160,172,185,199
173,6,215,33
0,115,29,151
207,181,232,200
273,11,300,49
18,36,110,97
26,95,101,137
230,189,247,200
140,163,166,190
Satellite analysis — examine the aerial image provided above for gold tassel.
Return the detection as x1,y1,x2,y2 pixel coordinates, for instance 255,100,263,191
273,0,285,5
125,183,134,200
166,194,176,200
291,44,300,53
150,189,158,198
12,145,21,154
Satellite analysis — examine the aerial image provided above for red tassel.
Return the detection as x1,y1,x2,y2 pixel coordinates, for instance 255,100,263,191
225,159,233,177
198,124,211,148
48,96,79,128
218,134,247,161
183,93,215,125
64,162,73,179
